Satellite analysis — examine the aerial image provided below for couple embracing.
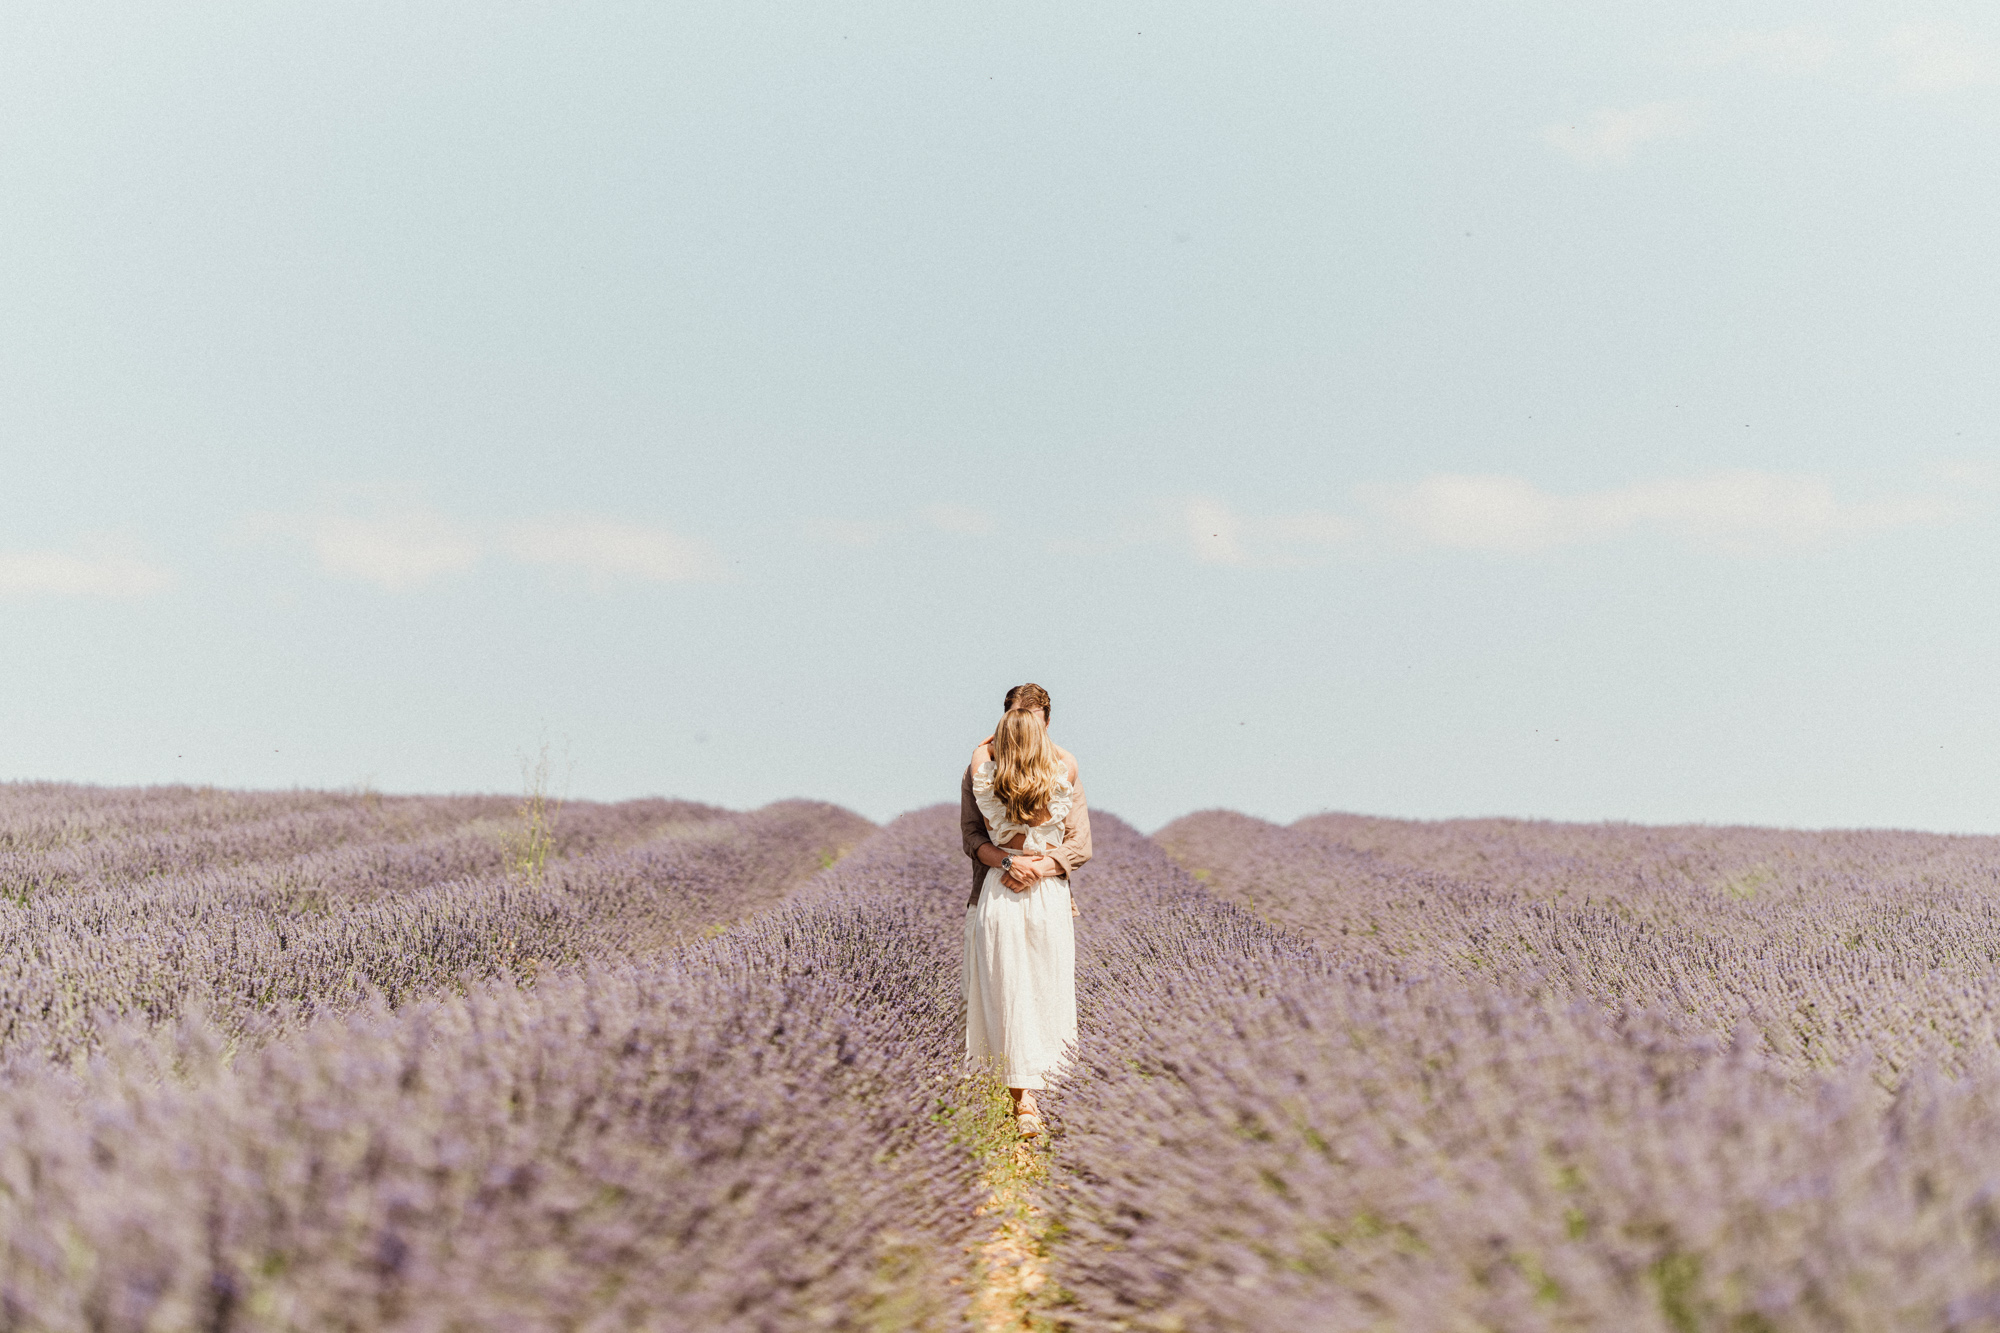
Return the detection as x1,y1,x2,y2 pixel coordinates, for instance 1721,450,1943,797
958,682,1091,1138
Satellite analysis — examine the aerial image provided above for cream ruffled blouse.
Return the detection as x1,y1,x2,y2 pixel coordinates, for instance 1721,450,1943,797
971,760,1073,855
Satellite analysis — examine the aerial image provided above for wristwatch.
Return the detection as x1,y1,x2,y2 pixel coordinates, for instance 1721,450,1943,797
1001,854,1015,877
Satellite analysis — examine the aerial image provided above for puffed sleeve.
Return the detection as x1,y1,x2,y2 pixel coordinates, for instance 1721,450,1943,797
1050,779,1092,878
970,762,1011,839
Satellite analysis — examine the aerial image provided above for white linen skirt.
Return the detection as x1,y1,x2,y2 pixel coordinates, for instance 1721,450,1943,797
964,867,1077,1090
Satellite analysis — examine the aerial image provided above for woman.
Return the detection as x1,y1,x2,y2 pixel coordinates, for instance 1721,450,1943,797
964,705,1080,1137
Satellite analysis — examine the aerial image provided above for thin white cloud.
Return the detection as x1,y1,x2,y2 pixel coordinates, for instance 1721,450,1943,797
1886,24,1999,94
1363,474,1576,553
289,506,482,592
809,501,1359,559
505,515,723,586
0,547,173,598
921,504,996,536
1153,469,1969,566
1544,101,1698,165
247,498,718,591
1360,470,1961,556
1699,27,1838,74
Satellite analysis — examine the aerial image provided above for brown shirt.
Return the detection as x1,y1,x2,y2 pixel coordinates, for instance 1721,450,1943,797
960,754,1093,908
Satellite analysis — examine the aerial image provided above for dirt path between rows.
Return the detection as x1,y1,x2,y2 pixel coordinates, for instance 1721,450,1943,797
970,1133,1057,1331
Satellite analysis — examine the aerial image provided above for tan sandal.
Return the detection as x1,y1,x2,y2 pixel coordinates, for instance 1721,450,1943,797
1015,1112,1044,1138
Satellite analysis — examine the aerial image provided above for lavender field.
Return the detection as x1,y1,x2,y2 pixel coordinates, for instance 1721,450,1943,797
4,783,2000,1330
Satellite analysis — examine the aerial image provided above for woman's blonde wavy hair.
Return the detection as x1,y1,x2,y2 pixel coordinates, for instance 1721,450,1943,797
992,708,1062,827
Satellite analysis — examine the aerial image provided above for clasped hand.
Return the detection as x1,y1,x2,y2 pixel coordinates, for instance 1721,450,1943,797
1002,853,1059,891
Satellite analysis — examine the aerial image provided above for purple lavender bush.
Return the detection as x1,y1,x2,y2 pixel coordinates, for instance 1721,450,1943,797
18,778,2000,1329
0,805,987,1331
0,785,871,1063
0,784,729,904
1162,809,2000,1077
1041,810,2000,1330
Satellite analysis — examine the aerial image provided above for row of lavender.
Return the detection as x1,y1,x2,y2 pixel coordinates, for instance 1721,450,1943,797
0,783,871,1063
1159,809,2000,1080
18,777,2000,1329
0,808,994,1330
1034,811,2000,1330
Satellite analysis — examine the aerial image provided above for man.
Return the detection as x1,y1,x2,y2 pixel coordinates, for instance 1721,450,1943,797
959,681,1092,908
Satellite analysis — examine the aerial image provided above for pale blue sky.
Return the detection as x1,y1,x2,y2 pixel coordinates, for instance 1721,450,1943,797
4,1,1996,832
